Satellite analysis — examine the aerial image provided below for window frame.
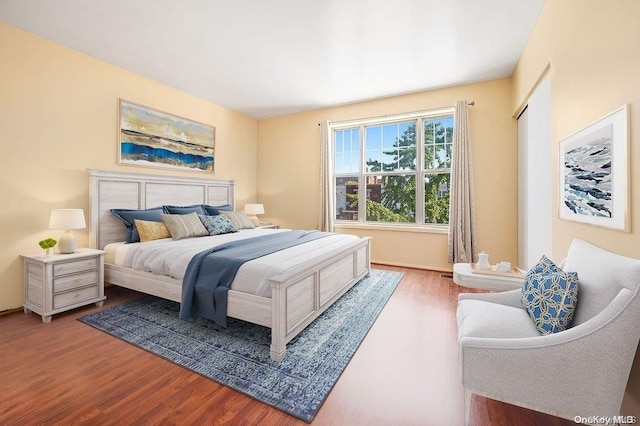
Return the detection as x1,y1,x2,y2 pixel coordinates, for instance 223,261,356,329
331,107,455,229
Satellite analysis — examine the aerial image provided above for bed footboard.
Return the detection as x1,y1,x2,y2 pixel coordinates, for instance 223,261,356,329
268,237,371,361
105,236,372,363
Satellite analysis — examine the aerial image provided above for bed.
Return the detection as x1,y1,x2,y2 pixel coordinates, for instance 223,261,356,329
88,169,371,361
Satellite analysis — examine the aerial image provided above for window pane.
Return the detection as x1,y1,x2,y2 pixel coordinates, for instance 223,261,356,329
368,121,416,172
348,128,360,151
424,115,453,171
383,149,397,171
435,118,446,144
382,125,397,149
335,131,344,153
350,151,360,172
366,126,382,150
445,116,454,144
366,175,416,223
335,176,359,221
398,147,416,171
425,145,435,169
424,119,435,145
424,173,450,224
398,122,413,147
335,152,345,173
364,126,379,172
334,128,360,174
366,149,382,172
433,144,450,168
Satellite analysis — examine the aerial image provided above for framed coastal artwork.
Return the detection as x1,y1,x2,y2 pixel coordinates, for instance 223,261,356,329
118,100,215,172
559,105,629,231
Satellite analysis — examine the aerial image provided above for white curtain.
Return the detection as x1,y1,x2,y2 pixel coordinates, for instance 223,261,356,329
448,100,477,264
318,120,334,232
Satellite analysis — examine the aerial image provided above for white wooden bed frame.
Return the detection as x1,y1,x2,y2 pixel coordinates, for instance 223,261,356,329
88,169,371,361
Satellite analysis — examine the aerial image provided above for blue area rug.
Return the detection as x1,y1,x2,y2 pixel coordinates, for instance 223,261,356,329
78,269,402,422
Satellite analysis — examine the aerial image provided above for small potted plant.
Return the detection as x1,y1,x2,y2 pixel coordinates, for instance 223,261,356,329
39,238,57,257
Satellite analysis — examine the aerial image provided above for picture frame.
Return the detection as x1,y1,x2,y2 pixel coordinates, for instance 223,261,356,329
118,99,215,172
559,105,629,231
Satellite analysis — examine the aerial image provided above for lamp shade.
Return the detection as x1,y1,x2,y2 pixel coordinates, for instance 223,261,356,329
49,209,86,230
244,204,265,215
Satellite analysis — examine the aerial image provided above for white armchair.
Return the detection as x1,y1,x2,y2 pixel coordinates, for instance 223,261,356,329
456,238,640,424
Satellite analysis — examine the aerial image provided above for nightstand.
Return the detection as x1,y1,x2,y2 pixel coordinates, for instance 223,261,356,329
21,248,107,323
257,223,279,229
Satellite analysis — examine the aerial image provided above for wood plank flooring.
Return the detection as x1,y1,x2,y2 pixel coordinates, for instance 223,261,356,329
0,265,575,425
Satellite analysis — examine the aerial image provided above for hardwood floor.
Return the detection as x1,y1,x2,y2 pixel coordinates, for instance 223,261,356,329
0,265,575,425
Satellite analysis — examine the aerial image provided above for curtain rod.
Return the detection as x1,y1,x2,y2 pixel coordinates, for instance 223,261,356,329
319,101,475,127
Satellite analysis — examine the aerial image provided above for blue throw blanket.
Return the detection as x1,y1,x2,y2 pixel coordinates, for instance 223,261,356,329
180,230,331,327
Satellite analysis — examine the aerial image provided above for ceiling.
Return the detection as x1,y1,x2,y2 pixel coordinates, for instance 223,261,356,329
0,0,544,119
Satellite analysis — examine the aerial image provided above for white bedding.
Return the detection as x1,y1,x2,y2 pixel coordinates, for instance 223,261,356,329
104,229,360,298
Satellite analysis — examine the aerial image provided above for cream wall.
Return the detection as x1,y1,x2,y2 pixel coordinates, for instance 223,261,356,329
258,78,517,271
513,0,640,260
0,23,258,311
512,0,640,412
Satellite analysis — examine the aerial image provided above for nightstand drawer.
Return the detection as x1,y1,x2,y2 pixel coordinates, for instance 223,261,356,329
54,270,99,293
53,285,99,309
53,258,98,276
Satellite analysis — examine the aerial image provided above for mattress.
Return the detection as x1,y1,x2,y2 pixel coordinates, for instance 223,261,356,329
104,228,360,298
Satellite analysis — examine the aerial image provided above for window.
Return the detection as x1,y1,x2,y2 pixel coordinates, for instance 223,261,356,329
333,110,454,226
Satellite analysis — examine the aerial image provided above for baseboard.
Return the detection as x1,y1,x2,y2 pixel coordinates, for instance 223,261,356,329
0,307,23,317
372,260,452,273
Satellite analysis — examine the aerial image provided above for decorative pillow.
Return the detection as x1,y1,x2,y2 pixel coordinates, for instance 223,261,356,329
221,211,256,229
111,207,164,243
163,204,207,215
202,204,233,215
198,214,238,235
161,212,209,240
521,255,579,335
134,219,171,242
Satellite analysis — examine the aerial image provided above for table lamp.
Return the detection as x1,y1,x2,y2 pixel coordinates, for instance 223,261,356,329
49,209,86,254
244,203,265,226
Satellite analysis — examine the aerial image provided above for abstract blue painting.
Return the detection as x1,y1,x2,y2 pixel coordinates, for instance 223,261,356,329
119,100,215,172
559,105,628,231
562,124,612,218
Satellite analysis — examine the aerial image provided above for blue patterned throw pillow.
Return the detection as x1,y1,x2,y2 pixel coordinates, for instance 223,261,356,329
521,255,579,335
198,214,238,235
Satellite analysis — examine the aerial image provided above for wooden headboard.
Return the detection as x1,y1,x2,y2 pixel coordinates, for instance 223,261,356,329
88,169,235,249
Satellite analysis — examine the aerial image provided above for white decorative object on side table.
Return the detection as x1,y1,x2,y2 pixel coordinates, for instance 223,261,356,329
21,248,107,323
476,252,491,270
